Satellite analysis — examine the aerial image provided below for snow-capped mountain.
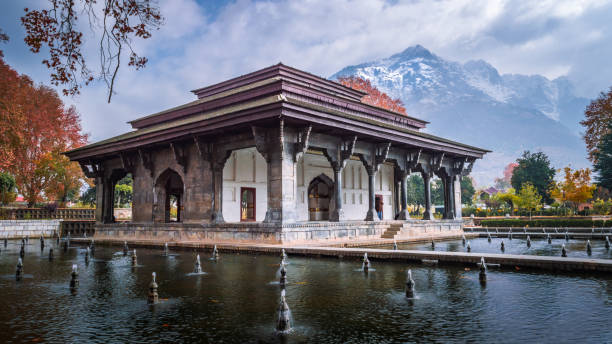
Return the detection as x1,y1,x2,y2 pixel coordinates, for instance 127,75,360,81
331,45,590,186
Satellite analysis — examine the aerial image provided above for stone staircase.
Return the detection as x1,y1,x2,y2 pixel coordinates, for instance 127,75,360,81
381,223,403,239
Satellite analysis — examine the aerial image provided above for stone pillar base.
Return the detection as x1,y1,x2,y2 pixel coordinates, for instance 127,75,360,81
422,211,434,221
211,212,225,224
329,209,345,222
365,209,380,221
397,209,410,220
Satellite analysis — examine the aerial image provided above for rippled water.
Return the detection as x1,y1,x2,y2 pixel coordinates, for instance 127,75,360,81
383,237,612,260
0,239,611,343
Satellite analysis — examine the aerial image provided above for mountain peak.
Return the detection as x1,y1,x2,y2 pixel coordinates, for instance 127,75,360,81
393,45,436,60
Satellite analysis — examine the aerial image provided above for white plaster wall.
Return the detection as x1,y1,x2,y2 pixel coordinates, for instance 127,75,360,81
222,148,268,222
296,153,395,221
222,150,396,222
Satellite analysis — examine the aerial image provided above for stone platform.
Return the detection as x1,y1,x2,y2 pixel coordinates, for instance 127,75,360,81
94,219,464,244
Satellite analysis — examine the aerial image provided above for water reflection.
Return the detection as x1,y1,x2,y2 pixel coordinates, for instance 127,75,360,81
0,241,609,343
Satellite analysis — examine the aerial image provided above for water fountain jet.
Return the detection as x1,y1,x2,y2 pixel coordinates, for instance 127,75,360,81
526,235,531,248
123,241,129,256
562,244,567,257
405,269,415,298
586,240,592,255
462,235,466,245
212,245,220,260
89,240,95,256
163,243,169,256
194,254,203,274
19,242,25,258
16,258,23,280
148,272,159,304
547,234,552,244
487,233,492,243
276,289,292,333
431,239,435,249
605,236,610,249
131,249,138,266
479,257,487,283
466,241,471,253
69,264,79,292
40,235,44,250
393,239,398,251
279,262,287,286
500,240,505,252
362,253,370,272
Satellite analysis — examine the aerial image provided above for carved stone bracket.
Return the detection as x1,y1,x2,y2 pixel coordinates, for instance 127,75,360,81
251,126,270,162
79,160,103,179
452,157,467,176
138,149,154,178
430,152,445,173
119,152,138,173
374,142,391,167
407,148,422,170
293,125,312,161
461,158,476,176
170,143,188,172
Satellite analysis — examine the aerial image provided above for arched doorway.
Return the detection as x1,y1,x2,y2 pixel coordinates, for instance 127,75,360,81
307,174,334,221
155,169,184,223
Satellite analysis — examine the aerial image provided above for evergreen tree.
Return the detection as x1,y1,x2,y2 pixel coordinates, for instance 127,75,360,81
511,151,556,204
594,123,612,191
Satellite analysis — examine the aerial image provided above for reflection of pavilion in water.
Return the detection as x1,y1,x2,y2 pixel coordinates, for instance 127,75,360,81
66,64,488,243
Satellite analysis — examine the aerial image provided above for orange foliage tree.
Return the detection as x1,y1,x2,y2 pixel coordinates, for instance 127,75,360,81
550,167,596,211
337,76,407,114
0,57,87,207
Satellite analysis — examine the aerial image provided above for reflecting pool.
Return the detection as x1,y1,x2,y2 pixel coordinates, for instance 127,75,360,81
0,240,610,343
380,237,612,260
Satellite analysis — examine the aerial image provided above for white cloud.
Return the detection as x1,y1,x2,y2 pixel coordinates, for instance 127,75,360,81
4,0,611,152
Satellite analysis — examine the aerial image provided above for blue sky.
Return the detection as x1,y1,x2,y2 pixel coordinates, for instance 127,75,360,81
1,0,612,145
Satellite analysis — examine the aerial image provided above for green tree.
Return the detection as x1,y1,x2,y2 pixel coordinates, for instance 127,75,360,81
114,184,132,208
80,186,96,206
511,151,556,204
498,188,519,210
406,174,424,206
0,172,17,205
460,176,475,205
516,182,542,219
594,122,612,191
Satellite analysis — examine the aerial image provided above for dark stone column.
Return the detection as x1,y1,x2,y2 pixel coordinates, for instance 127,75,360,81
364,167,378,221
397,172,410,220
330,166,345,222
422,172,434,220
211,164,225,224
94,177,104,223
102,176,115,223
444,175,455,220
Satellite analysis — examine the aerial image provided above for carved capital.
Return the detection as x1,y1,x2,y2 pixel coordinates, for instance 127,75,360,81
170,142,188,173
79,160,103,179
293,125,312,161
138,149,154,178
119,152,137,173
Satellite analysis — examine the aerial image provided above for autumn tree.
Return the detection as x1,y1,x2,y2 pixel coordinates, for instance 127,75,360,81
338,76,407,114
550,167,596,212
20,0,163,102
580,87,612,163
43,150,87,206
494,162,517,190
0,57,87,206
511,151,556,204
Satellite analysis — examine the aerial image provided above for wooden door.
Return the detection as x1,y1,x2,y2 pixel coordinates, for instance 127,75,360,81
240,187,256,221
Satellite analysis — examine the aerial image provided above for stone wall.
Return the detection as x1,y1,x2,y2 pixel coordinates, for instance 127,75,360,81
94,219,464,244
0,219,61,238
